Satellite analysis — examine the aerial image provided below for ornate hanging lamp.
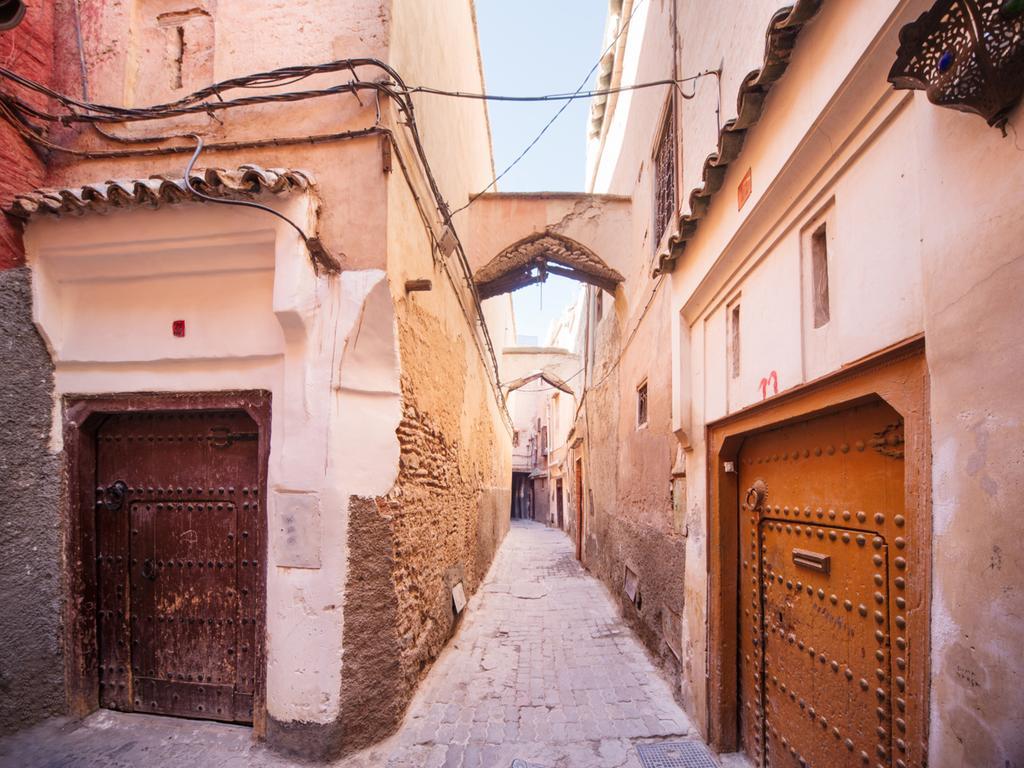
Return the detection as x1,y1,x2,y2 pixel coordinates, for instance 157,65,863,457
888,0,1024,133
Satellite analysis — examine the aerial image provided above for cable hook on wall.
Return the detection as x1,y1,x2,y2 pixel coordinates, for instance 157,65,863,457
182,133,341,273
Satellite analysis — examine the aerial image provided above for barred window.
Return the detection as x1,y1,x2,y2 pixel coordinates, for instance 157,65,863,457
637,380,649,428
653,101,677,246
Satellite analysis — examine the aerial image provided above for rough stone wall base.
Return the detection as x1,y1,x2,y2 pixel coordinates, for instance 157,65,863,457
0,267,63,734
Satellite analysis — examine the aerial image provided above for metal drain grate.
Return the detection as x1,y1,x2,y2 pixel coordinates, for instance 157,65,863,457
636,740,718,768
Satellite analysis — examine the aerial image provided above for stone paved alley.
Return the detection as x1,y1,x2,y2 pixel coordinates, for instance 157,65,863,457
0,522,705,768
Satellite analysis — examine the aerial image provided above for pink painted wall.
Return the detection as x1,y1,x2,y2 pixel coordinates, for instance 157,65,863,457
0,0,53,269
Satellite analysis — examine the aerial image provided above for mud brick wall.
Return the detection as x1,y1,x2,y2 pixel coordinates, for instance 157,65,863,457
341,300,510,751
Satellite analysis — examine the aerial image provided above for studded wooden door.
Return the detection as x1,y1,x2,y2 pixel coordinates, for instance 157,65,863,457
738,400,909,768
94,410,261,724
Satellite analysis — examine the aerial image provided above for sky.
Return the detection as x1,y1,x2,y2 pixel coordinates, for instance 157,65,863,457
474,1,608,344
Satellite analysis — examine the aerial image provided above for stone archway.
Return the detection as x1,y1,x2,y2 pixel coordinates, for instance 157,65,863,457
503,370,575,400
474,231,624,299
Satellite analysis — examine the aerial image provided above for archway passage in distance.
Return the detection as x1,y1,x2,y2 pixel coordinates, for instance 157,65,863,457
474,231,624,299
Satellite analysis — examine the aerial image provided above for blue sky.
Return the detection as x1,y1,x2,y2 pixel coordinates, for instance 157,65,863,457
475,1,607,344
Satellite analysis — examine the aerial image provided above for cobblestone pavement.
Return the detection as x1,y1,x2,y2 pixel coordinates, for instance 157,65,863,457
0,521,702,768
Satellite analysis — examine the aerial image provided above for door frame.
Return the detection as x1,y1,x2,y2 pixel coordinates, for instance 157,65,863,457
61,391,271,737
574,458,584,560
704,335,930,762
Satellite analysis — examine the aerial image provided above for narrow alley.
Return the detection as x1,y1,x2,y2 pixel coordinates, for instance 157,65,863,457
0,522,704,768
1,1,1022,766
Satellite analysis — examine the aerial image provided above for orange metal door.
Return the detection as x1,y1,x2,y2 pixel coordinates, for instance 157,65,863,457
737,400,907,767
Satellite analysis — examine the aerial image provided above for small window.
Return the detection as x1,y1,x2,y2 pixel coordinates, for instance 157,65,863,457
729,303,741,379
636,380,649,428
811,223,830,328
513,430,520,448
595,289,603,322
653,100,677,246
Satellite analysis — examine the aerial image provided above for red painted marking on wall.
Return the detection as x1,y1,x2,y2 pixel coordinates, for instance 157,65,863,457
759,370,779,399
172,320,186,337
737,167,752,210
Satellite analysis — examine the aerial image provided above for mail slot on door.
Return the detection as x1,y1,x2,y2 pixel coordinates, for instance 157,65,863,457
792,548,830,574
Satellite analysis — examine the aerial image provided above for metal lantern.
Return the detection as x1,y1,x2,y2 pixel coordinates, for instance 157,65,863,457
889,0,1024,132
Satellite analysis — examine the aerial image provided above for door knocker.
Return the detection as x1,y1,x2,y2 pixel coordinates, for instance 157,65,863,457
745,479,767,511
101,480,128,512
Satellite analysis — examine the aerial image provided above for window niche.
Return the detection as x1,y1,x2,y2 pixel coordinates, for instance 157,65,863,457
801,202,839,380
636,380,649,428
729,302,741,380
128,2,214,108
810,223,830,328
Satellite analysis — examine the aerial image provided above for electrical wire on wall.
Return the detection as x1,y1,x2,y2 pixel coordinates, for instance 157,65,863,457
0,36,722,428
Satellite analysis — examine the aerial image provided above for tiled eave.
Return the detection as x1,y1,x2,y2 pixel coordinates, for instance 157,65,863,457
655,0,823,276
5,165,314,220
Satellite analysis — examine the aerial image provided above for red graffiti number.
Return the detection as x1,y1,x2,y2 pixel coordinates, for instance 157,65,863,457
759,370,779,400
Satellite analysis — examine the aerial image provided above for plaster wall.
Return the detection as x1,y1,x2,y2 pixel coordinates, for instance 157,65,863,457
564,0,689,696
0,0,53,269
0,1,62,734
0,268,63,734
466,193,632,278
387,0,493,215
46,0,389,271
333,104,511,749
503,347,581,478
597,0,1024,763
333,0,512,752
913,94,1024,768
21,198,407,759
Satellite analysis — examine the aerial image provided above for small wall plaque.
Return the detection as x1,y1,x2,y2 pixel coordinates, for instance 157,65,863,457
271,491,321,569
452,581,467,614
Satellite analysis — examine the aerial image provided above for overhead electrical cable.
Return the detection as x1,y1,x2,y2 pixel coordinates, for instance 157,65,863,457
0,43,720,427
446,0,648,220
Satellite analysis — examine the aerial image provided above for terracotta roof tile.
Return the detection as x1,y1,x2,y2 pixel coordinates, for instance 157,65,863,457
5,164,314,219
655,0,823,275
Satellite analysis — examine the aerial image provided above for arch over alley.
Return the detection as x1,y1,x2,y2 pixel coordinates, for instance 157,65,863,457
474,231,624,299
465,191,633,299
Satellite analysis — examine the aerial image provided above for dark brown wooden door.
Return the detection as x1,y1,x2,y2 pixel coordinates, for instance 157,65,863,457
738,400,907,767
556,479,564,529
95,410,261,724
574,458,584,560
